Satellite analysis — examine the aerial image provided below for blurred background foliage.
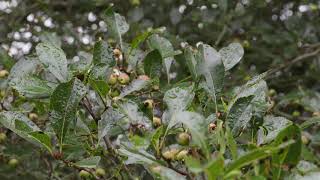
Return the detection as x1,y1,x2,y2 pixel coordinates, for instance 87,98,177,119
1,0,320,179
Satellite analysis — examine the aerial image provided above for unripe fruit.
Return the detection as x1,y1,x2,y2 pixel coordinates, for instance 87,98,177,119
162,149,179,161
301,135,309,145
242,40,250,49
292,110,301,117
79,170,90,178
95,168,106,177
118,73,130,84
268,89,276,97
144,99,153,109
152,117,161,127
8,158,19,167
150,165,161,174
28,112,38,121
177,132,190,146
137,75,150,81
0,132,7,142
107,74,118,85
0,70,9,78
113,48,122,57
176,150,189,160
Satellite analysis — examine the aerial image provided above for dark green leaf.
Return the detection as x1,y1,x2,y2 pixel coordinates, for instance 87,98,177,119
28,131,53,154
93,40,115,66
144,50,162,79
219,42,244,71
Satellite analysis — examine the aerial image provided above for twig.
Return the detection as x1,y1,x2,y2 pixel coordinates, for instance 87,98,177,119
267,48,320,79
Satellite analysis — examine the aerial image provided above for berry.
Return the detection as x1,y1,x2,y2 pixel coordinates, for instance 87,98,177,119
177,132,190,146
118,73,130,84
95,168,106,177
137,75,150,81
176,150,189,160
0,70,9,78
28,112,38,121
301,135,309,145
8,158,19,167
107,74,118,85
152,117,161,127
268,89,276,97
79,170,90,178
208,122,217,132
0,132,7,142
162,149,179,161
113,48,122,57
144,99,153,109
292,110,300,117
150,165,161,174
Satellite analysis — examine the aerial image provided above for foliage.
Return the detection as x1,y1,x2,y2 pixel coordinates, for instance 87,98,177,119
0,1,320,180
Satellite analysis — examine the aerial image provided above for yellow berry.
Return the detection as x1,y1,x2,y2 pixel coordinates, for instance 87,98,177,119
0,70,9,78
176,150,189,160
95,168,106,177
152,117,161,127
28,113,38,121
177,132,190,146
118,73,130,84
8,158,19,167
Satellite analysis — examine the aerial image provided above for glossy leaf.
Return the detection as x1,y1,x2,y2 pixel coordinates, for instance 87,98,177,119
219,42,244,71
49,78,87,147
28,131,53,154
36,43,68,82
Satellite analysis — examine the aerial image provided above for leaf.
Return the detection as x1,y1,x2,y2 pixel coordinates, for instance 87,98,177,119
98,108,124,143
163,85,195,115
74,156,101,168
170,111,209,158
0,111,40,144
144,50,162,79
184,46,198,80
120,78,150,97
151,126,164,156
119,101,151,129
28,131,53,154
49,78,87,148
130,30,153,53
39,32,62,47
93,40,115,66
148,34,175,58
296,160,318,174
36,43,68,82
226,95,254,136
219,42,244,71
0,47,14,69
300,117,320,130
205,156,225,180
104,8,129,48
118,145,158,165
10,75,56,98
69,51,93,74
197,44,225,99
257,116,292,145
89,78,109,97
225,141,293,174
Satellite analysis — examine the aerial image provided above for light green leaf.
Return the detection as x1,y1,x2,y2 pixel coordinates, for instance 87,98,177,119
89,78,109,97
50,78,87,148
36,43,68,82
74,156,101,168
28,131,53,154
219,42,244,71
0,111,40,143
104,8,129,48
148,34,175,58
98,108,124,143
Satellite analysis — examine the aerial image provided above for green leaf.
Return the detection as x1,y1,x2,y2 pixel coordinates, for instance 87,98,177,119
89,78,109,97
170,111,209,158
226,127,238,159
93,40,115,66
39,32,61,47
118,145,158,165
300,117,320,130
50,78,87,148
98,108,124,143
10,75,56,98
226,95,254,136
197,44,225,100
257,116,292,145
0,111,40,144
69,51,93,74
219,42,244,71
74,156,101,168
130,30,153,53
225,141,293,174
163,85,195,115
148,34,175,58
144,50,162,79
0,47,14,70
184,46,198,80
104,8,129,48
119,101,151,129
36,43,68,82
296,160,318,174
28,131,53,154
120,78,150,97
151,126,164,156
204,156,224,180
